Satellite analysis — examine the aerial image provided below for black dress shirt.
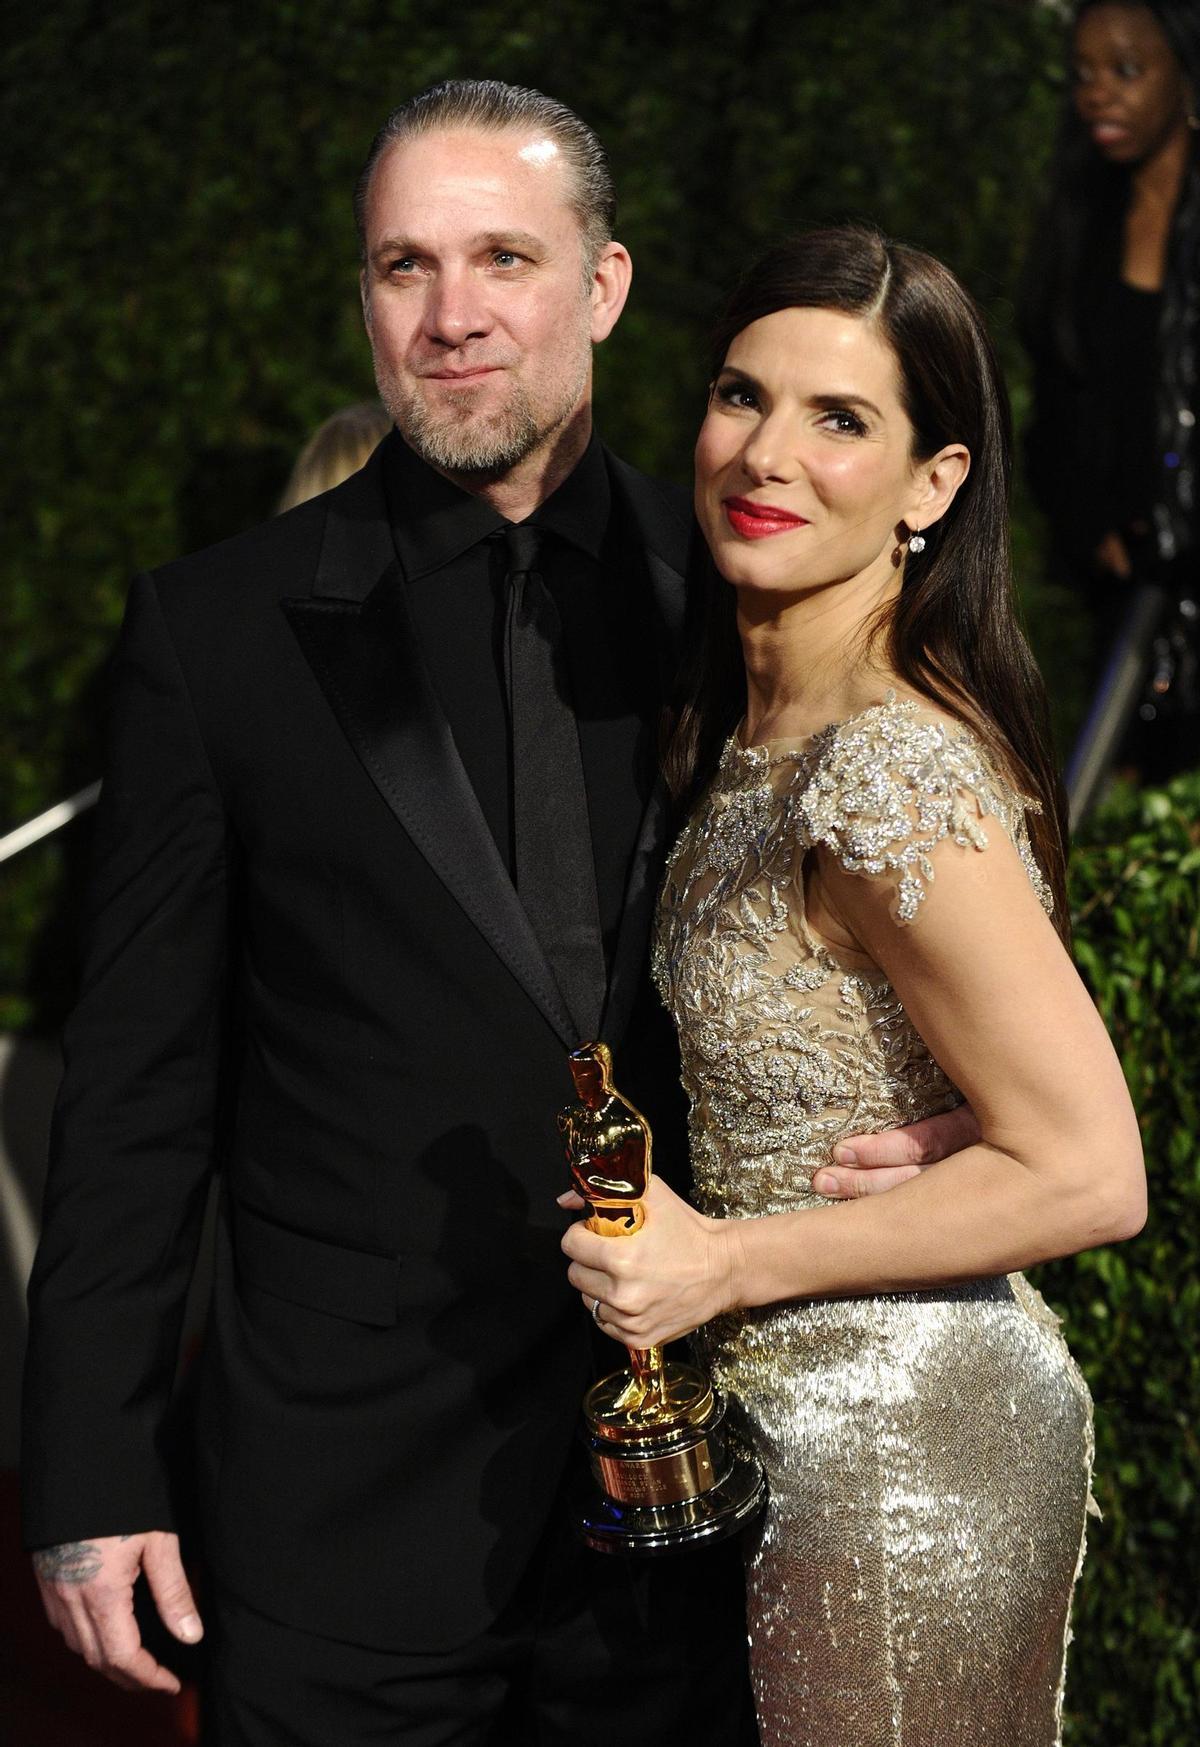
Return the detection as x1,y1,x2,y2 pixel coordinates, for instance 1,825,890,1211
383,433,659,967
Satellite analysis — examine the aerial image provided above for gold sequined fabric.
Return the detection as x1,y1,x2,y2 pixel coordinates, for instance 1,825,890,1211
653,696,1094,1747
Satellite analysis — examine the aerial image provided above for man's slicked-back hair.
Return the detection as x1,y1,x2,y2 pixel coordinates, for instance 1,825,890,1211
354,79,616,271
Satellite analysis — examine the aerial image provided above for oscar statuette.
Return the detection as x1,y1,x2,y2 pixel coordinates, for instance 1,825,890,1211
558,1041,766,1554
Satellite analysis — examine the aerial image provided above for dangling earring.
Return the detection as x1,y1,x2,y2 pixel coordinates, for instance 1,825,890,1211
907,527,927,555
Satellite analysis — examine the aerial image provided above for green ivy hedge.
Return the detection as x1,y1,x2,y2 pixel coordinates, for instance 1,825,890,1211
1039,771,1200,1743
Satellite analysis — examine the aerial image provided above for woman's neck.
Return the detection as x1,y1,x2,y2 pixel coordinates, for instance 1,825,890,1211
737,558,905,746
1122,126,1189,291
1131,122,1190,216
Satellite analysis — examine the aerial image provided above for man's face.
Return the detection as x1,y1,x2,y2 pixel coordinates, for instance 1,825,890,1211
361,126,600,478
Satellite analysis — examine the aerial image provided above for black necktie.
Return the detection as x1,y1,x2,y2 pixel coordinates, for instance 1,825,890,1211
502,523,606,1042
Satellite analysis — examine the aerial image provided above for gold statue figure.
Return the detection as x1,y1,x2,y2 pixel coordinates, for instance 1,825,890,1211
558,1041,666,1416
558,1041,766,1553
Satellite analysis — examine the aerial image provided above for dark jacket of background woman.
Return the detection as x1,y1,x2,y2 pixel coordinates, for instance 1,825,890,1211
1020,2,1200,594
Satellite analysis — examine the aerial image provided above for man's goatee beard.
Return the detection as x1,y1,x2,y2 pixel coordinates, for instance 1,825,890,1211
377,362,588,481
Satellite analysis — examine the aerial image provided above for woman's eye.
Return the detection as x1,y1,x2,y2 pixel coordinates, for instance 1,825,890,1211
822,409,867,437
714,382,760,411
1116,59,1142,79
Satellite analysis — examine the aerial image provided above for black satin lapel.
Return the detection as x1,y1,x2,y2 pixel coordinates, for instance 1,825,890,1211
642,547,687,677
604,450,690,680
309,441,398,601
597,455,691,1046
282,577,578,1048
599,778,672,1046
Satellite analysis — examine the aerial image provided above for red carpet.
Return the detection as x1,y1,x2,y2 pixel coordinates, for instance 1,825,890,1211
0,1472,198,1745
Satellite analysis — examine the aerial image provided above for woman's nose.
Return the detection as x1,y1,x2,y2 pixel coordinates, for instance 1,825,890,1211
740,420,802,485
1076,73,1116,115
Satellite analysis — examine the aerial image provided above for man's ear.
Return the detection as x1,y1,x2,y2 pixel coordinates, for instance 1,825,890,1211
590,241,633,345
909,443,971,531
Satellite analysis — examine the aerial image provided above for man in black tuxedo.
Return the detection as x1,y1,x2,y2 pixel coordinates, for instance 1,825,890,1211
22,79,972,1744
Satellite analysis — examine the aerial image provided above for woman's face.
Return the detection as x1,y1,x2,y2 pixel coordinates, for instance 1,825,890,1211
694,306,929,601
1072,4,1191,164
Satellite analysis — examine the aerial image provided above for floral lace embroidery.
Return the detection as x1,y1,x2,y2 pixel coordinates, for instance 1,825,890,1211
798,693,1051,923
652,695,1051,1219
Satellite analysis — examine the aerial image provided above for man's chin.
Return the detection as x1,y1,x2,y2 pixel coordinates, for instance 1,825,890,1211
397,410,540,479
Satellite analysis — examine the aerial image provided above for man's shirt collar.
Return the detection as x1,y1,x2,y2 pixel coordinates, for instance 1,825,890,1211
528,432,610,561
383,430,610,580
384,434,504,581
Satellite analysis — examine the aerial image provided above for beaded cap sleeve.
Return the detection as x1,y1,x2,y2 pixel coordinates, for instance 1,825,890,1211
798,694,1053,924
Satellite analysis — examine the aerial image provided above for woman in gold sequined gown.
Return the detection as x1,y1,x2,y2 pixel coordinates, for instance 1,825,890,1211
563,229,1146,1747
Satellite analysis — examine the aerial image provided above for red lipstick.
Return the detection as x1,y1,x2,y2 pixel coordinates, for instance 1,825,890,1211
723,496,810,540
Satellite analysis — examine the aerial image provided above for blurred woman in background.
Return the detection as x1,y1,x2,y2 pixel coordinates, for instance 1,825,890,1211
1020,0,1200,781
277,400,392,512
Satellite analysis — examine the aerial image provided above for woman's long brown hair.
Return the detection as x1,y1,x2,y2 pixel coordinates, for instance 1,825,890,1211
665,226,1071,940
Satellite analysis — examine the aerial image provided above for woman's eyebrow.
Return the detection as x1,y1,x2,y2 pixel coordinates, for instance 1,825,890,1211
717,368,884,421
809,391,885,420
715,365,762,391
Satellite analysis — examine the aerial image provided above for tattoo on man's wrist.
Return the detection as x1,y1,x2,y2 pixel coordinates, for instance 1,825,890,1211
33,1541,103,1584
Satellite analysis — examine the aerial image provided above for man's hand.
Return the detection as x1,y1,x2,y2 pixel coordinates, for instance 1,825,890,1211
811,1104,981,1199
32,1530,202,1694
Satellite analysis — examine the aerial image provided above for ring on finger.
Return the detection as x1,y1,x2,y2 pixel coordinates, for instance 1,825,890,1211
590,1296,603,1324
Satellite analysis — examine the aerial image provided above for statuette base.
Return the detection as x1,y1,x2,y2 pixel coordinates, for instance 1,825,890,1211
579,1372,767,1554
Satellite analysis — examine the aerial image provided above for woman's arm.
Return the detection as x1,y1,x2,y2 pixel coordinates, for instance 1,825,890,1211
732,829,1145,1300
563,823,1145,1348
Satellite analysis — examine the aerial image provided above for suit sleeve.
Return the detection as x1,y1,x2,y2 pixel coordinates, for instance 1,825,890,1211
21,572,230,1548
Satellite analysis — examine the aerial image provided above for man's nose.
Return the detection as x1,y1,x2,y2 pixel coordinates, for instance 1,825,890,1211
423,270,493,347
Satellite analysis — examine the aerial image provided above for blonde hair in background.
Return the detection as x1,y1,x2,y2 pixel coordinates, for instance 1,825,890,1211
277,401,393,512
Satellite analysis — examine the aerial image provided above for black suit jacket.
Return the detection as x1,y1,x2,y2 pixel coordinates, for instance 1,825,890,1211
21,439,693,1651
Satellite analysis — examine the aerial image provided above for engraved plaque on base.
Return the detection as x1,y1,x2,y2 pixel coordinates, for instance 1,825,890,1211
558,1041,767,1554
